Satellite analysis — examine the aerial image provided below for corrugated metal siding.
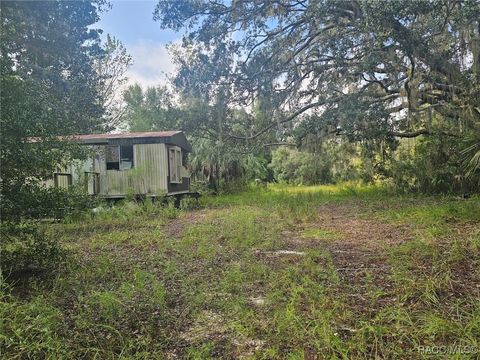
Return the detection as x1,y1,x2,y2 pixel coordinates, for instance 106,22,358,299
56,175,70,188
97,149,107,195
43,143,172,197
135,143,168,194
100,143,168,196
42,164,74,189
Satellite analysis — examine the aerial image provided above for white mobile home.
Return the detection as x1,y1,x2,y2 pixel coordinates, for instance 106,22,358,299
46,131,192,198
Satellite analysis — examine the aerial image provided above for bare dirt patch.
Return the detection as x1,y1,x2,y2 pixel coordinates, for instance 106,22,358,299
282,202,416,313
284,202,414,252
165,209,212,239
179,309,266,358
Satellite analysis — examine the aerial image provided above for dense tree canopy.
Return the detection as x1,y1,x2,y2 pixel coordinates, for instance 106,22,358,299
123,84,180,132
152,0,480,191
1,1,107,132
154,0,480,143
0,0,108,220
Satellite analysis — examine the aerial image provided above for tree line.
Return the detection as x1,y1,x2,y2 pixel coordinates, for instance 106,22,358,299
2,0,479,223
1,0,479,276
122,0,480,193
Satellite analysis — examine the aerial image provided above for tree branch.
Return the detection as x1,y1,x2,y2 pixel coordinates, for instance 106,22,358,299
263,142,297,147
390,129,458,138
228,100,326,140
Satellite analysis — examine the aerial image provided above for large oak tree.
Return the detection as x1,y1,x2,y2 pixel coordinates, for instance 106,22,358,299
154,0,480,147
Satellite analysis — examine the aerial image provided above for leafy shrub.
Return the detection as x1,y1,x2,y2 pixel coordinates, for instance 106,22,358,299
163,198,180,218
0,177,96,277
270,147,351,185
1,224,64,276
270,147,326,185
180,196,201,210
390,135,479,194
1,184,96,222
217,177,249,194
269,139,363,185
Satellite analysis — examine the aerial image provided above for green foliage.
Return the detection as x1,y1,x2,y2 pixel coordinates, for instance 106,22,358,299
0,1,131,278
461,129,480,180
154,0,480,192
1,0,107,223
270,147,327,185
1,185,479,358
270,141,360,185
1,224,64,276
180,196,201,211
390,135,480,193
154,0,480,138
1,0,105,132
1,184,96,222
123,84,180,131
95,34,133,127
1,185,94,276
190,138,270,192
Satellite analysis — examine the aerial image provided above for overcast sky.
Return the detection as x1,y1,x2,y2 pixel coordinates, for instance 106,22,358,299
96,0,180,89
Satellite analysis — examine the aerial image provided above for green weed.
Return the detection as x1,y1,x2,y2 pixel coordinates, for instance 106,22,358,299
301,227,341,241
2,184,478,358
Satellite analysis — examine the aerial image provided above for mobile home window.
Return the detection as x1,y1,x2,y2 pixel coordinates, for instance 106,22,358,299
169,147,182,183
120,145,134,170
106,146,120,170
106,145,134,170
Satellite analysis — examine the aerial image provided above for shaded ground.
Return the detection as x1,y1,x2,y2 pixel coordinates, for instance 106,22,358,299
163,199,479,358
176,202,414,352
291,203,415,314
3,187,479,359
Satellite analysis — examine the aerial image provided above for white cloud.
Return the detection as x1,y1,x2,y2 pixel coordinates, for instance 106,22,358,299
125,40,176,88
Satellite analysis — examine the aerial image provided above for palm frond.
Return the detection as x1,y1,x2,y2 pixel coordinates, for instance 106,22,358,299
461,141,480,178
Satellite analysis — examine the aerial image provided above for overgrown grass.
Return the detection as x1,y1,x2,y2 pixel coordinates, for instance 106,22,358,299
1,184,479,358
202,182,394,208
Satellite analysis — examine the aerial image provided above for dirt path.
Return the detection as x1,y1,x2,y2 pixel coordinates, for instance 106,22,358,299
166,203,415,293
281,202,415,312
160,201,478,357
165,208,212,239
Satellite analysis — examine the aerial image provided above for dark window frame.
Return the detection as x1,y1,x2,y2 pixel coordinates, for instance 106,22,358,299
106,145,134,171
169,146,182,183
